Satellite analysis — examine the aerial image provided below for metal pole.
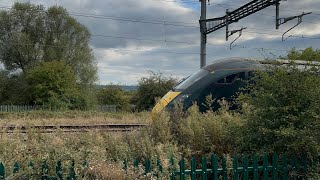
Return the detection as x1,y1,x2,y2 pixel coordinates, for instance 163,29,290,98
200,0,207,68
276,2,280,29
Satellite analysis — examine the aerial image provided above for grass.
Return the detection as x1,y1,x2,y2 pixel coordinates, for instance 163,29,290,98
0,110,151,126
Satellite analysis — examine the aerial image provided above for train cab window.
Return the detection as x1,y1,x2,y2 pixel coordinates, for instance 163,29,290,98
216,72,245,84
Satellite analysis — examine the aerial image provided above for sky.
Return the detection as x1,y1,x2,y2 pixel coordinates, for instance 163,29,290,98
1,0,320,85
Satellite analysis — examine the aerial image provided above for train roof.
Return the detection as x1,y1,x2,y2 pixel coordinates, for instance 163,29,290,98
202,57,320,72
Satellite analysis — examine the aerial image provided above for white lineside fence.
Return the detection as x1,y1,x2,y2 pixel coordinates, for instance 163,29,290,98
0,105,117,113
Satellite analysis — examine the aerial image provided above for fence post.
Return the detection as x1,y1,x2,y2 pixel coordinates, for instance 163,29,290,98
0,162,5,180
56,161,63,179
190,157,196,180
169,157,175,180
67,160,76,180
291,154,298,179
301,154,307,177
243,155,249,180
179,158,186,180
272,153,278,179
233,155,238,180
253,155,258,180
201,157,207,180
211,154,218,180
144,159,151,176
222,156,227,180
157,158,163,174
41,161,49,180
262,154,268,180
282,154,288,180
13,162,20,173
123,160,128,174
134,159,139,173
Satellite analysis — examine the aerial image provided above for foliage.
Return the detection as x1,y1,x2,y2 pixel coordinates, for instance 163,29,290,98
26,61,80,110
238,61,320,155
134,71,177,111
0,2,97,85
287,47,320,61
0,71,30,105
96,84,131,111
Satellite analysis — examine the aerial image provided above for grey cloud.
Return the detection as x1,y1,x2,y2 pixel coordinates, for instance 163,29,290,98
2,0,320,84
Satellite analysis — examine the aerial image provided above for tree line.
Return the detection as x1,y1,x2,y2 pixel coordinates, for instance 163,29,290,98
0,2,177,111
1,2,320,112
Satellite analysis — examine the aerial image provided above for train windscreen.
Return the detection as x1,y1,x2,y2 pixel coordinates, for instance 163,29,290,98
173,69,209,91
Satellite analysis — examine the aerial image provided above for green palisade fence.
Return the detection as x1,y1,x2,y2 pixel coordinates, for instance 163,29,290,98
123,153,320,180
0,160,88,180
0,154,319,179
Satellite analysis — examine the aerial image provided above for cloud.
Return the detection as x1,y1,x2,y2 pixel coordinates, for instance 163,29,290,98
2,0,320,85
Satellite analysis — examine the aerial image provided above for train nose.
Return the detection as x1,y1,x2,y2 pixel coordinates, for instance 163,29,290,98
151,91,181,120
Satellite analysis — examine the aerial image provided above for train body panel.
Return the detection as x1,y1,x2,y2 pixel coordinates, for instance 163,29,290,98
151,58,320,118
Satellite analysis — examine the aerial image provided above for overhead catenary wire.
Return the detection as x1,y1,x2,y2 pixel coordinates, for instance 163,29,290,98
0,3,318,53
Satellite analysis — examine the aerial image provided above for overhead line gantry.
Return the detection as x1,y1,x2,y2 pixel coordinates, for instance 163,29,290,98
199,0,312,68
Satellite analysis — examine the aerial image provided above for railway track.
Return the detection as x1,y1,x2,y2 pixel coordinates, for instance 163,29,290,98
0,124,148,133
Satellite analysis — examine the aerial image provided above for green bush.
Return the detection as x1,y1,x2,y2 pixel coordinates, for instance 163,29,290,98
238,61,320,155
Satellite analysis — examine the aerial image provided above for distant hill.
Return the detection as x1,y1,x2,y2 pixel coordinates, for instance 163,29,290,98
95,85,138,91
121,85,139,91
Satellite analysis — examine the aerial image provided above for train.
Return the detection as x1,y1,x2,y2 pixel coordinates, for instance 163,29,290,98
151,57,319,118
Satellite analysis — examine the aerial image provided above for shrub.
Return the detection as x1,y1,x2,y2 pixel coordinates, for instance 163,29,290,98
238,61,320,155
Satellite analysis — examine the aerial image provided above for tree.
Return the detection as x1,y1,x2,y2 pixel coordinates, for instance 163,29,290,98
27,61,80,110
0,2,97,85
96,85,131,111
287,47,320,61
0,70,31,105
238,62,320,155
134,72,177,111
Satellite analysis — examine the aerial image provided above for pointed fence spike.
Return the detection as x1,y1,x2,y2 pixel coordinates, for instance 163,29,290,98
282,153,288,180
134,159,139,173
201,157,207,180
263,154,268,180
253,155,259,180
211,154,218,180
233,155,238,180
222,156,227,180
0,162,5,180
144,159,151,175
157,158,163,173
243,154,249,180
179,158,186,180
291,154,298,179
13,162,20,173
68,160,77,180
272,153,278,180
123,160,128,174
190,157,196,180
56,161,63,180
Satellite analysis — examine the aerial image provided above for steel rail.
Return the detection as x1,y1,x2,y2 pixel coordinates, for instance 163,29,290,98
0,124,148,133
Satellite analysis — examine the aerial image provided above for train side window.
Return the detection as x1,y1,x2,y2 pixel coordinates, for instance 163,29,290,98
216,72,245,84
